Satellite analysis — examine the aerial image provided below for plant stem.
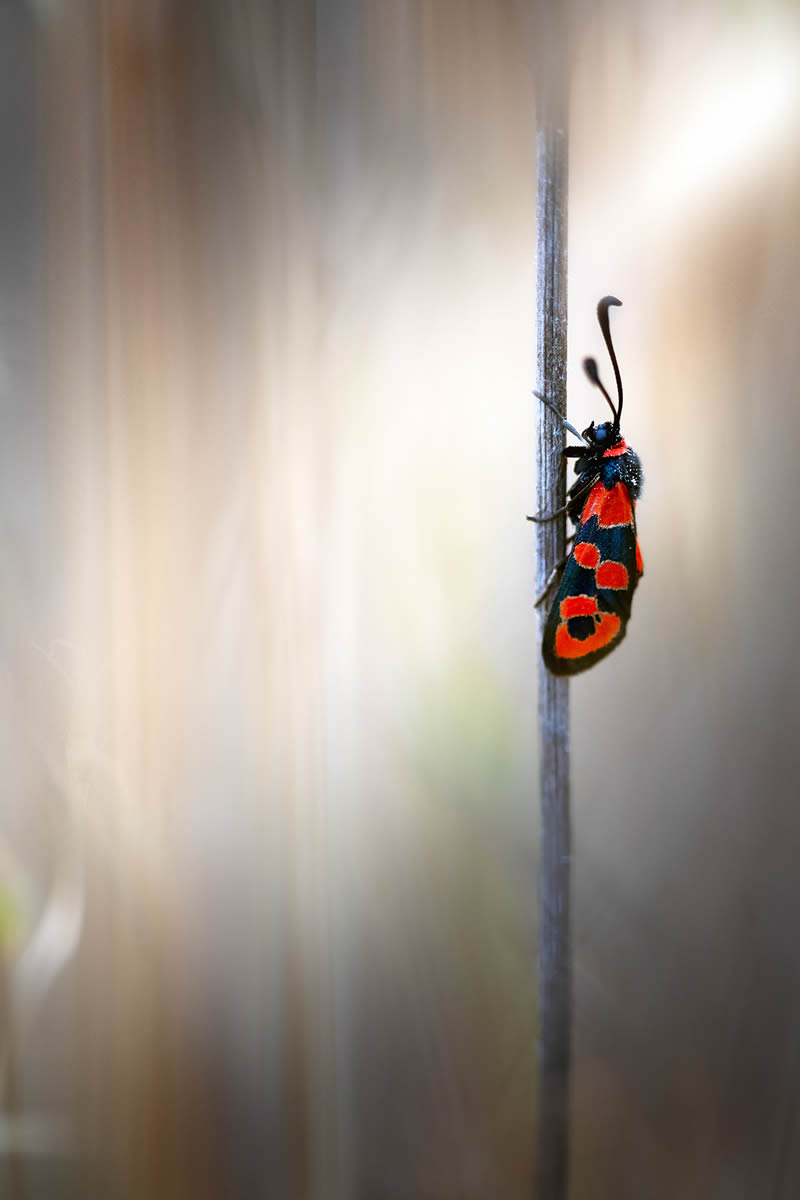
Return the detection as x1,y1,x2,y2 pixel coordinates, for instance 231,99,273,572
534,85,571,1200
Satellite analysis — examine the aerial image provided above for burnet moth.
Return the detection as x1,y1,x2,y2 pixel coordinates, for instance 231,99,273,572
530,296,643,675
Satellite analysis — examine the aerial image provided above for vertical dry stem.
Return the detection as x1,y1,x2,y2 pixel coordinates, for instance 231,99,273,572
534,87,571,1200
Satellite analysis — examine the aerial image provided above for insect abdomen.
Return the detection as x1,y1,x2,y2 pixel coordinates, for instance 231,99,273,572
543,478,642,675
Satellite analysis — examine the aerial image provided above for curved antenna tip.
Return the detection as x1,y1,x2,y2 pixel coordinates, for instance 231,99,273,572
583,356,601,383
598,295,622,313
582,355,617,422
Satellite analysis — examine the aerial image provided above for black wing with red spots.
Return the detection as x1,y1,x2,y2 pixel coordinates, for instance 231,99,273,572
542,473,643,676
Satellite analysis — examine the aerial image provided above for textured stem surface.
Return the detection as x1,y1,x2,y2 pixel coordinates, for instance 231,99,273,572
534,86,571,1200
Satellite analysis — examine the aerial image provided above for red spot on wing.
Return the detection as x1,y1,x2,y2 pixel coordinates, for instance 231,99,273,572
560,595,598,619
554,611,621,660
636,540,644,576
599,483,633,527
580,482,605,524
602,440,628,458
573,542,600,569
595,561,629,589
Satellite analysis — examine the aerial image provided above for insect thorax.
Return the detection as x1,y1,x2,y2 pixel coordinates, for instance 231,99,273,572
599,448,642,500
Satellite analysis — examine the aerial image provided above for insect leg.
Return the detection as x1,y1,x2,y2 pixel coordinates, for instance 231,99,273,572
529,471,599,523
533,391,589,445
535,536,575,606
527,502,569,524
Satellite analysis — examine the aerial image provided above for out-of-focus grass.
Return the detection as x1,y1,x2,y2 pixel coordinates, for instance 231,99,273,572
2,1,800,1197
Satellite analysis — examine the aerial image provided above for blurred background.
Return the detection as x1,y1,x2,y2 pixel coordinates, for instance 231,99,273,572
1,0,800,1196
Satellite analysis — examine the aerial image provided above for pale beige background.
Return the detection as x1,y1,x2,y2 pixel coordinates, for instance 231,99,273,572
1,2,799,1197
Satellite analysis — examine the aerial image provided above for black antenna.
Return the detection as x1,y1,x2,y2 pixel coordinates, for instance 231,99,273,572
582,356,617,423
597,295,623,429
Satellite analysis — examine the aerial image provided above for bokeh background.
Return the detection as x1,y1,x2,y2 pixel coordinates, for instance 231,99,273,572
2,1,800,1197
